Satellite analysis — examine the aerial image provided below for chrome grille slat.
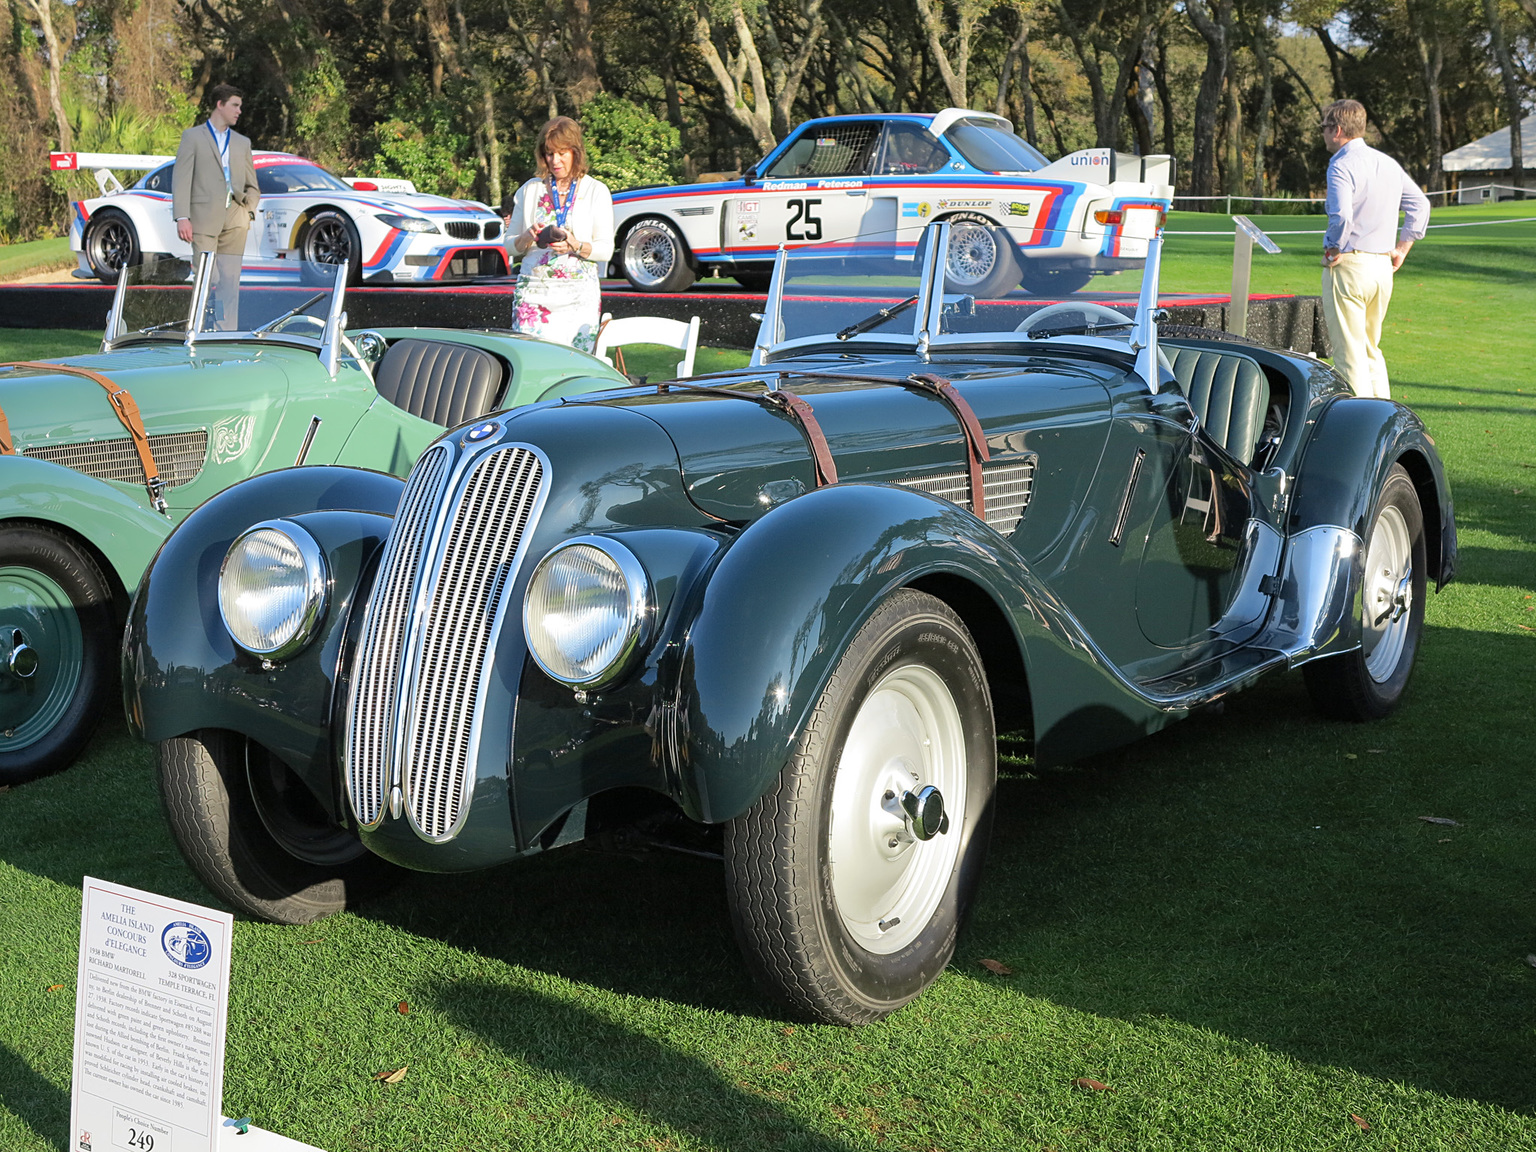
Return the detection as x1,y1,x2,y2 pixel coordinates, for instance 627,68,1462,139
897,456,1036,536
345,445,452,826
24,430,208,488
401,447,542,840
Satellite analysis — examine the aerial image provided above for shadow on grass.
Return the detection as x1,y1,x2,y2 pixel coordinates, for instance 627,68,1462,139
426,979,857,1152
0,1042,67,1152
959,624,1536,1115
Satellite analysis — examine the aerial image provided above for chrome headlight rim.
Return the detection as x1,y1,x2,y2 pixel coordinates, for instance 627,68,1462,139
217,519,330,661
523,535,654,689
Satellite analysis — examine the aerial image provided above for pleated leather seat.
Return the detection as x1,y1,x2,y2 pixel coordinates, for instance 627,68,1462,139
1165,346,1271,465
374,338,506,428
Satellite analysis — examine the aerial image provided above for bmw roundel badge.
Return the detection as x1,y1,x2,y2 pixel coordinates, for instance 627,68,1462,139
465,421,500,443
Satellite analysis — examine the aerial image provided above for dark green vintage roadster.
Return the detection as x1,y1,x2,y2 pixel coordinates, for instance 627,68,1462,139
124,221,1454,1025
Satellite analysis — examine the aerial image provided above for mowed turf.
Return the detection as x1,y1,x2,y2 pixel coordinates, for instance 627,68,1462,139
1,203,1533,1151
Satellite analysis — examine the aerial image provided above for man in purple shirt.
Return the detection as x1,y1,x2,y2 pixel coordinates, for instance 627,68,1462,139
1320,99,1431,398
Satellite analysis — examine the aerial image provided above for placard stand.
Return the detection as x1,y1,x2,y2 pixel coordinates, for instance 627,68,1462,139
70,877,325,1152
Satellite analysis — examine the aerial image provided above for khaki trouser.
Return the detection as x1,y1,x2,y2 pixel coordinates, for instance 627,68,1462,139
192,203,251,331
1321,251,1394,400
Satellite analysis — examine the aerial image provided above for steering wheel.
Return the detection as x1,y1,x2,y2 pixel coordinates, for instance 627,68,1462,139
1015,301,1131,335
268,313,327,338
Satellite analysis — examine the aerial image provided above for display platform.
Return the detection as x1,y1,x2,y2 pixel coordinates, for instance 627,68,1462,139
0,278,1331,356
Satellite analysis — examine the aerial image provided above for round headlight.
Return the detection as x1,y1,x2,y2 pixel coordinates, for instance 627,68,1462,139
523,538,652,687
218,521,329,660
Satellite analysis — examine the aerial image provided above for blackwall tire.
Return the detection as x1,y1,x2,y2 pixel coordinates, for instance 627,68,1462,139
84,210,141,284
300,210,363,285
943,214,1020,299
620,217,696,293
0,524,117,785
1303,463,1427,721
1016,261,1094,296
725,589,996,1025
158,730,392,923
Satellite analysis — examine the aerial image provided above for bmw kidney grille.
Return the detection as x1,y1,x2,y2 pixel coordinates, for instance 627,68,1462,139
345,442,545,840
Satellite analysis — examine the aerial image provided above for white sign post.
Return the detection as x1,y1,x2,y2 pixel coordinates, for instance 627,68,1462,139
71,877,234,1152
69,877,325,1152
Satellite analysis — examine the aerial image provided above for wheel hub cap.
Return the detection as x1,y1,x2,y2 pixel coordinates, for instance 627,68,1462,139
1361,504,1414,682
830,664,967,955
0,566,85,751
5,629,38,680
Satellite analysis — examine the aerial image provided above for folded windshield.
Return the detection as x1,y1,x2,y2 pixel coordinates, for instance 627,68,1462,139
108,255,345,347
757,211,1164,365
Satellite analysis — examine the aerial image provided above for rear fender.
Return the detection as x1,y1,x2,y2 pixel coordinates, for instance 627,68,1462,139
674,483,1170,821
1288,396,1456,588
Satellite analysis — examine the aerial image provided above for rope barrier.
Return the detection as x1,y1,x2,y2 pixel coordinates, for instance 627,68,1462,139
1167,216,1536,236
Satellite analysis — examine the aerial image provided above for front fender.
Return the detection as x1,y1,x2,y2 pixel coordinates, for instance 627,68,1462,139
1,455,172,591
124,467,405,792
675,483,1171,821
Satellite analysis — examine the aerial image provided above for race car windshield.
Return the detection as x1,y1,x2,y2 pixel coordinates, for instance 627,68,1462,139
256,162,354,195
943,119,1048,173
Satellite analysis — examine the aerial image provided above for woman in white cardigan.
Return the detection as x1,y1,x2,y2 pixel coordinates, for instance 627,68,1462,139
504,117,614,353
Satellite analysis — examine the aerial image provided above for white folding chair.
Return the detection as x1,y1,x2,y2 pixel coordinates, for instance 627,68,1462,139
595,313,700,378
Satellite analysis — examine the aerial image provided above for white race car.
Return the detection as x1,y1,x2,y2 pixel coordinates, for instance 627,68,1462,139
51,150,508,285
612,108,1174,296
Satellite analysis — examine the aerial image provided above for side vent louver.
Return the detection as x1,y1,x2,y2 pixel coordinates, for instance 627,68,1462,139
899,455,1036,537
24,430,208,489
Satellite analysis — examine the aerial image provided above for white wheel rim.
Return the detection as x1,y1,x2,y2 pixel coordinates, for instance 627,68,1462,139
1361,503,1413,682
946,224,996,286
829,662,967,955
624,225,676,287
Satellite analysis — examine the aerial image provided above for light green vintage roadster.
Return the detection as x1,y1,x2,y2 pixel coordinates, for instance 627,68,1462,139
0,255,626,784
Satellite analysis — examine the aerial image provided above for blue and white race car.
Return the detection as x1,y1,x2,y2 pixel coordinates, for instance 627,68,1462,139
612,108,1174,296
52,150,508,285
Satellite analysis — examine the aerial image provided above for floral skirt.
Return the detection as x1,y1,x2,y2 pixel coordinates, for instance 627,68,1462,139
510,271,601,353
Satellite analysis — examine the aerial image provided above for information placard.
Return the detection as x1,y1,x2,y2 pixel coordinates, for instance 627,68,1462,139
70,877,234,1152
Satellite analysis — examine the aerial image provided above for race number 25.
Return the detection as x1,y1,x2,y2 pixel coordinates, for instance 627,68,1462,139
786,198,823,241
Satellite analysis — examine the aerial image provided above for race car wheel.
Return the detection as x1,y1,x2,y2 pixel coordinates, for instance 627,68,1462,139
942,213,1020,299
619,217,696,293
300,210,363,285
725,589,996,1025
158,729,393,924
0,524,118,786
1304,463,1427,721
83,210,141,283
1016,261,1095,296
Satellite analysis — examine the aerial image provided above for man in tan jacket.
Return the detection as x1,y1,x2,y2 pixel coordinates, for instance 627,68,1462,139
173,84,260,330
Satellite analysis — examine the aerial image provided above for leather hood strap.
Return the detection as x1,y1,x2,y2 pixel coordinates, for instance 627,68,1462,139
648,381,840,489
0,402,13,455
1,361,165,511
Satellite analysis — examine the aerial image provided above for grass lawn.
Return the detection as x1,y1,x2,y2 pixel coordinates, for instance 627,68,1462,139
2,203,1533,1151
0,236,75,281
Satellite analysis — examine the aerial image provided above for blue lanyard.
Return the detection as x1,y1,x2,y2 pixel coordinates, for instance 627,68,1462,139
546,176,578,229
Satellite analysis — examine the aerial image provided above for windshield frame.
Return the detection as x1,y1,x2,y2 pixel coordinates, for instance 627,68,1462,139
751,219,1166,392
102,251,351,373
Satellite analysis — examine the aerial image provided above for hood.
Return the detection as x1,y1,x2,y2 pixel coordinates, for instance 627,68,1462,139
345,191,495,215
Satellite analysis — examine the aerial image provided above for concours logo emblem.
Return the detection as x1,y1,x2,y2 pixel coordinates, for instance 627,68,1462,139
162,921,212,969
465,421,500,443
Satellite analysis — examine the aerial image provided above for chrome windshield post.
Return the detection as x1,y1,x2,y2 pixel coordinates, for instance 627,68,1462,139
318,268,349,377
916,221,949,362
1130,232,1163,393
184,251,215,350
750,246,789,366
101,262,131,352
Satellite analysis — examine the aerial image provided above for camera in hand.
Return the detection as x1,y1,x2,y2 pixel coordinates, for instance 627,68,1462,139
536,224,569,247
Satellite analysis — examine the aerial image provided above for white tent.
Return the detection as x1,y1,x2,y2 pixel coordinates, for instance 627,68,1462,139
1442,113,1536,172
